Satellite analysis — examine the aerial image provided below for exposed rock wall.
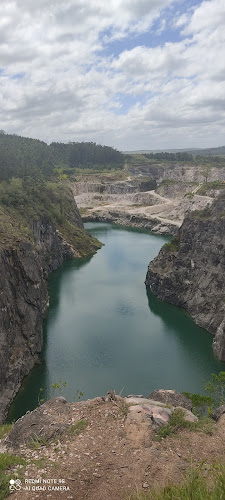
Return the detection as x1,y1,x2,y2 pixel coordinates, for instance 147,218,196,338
156,182,198,199
0,243,48,423
83,212,178,236
145,194,225,361
129,163,225,183
73,179,156,196
0,200,100,423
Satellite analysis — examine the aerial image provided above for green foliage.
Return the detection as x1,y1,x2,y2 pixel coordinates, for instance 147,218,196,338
0,178,101,254
182,392,214,417
197,181,225,196
159,179,179,186
190,206,212,220
74,390,84,401
0,453,26,500
156,409,191,439
182,372,225,418
128,464,225,500
156,409,214,440
119,401,129,417
28,434,48,449
0,424,12,439
0,453,25,472
200,164,212,183
38,387,45,406
163,237,179,253
67,419,88,436
204,371,225,406
144,152,194,162
52,380,67,393
0,133,124,182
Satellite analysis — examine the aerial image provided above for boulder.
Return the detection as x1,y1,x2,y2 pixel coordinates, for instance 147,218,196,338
5,397,69,449
175,407,198,423
147,390,192,411
211,405,225,421
129,403,172,428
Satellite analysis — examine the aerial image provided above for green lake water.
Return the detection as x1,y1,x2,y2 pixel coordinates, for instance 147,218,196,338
8,222,224,422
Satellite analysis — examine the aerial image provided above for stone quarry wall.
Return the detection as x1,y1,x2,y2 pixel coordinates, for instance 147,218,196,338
146,193,225,361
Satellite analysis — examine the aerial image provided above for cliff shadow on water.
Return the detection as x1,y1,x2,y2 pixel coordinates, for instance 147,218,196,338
145,286,224,384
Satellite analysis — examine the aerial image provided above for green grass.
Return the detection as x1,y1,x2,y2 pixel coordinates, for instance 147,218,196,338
197,181,225,196
190,206,212,220
67,419,88,436
0,425,12,440
163,237,179,253
0,453,26,500
28,434,48,449
127,464,225,500
0,179,101,255
155,409,214,440
182,392,214,417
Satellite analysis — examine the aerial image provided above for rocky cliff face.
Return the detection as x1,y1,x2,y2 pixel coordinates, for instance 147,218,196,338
145,193,225,361
129,163,225,183
73,179,156,196
0,243,48,423
0,194,100,423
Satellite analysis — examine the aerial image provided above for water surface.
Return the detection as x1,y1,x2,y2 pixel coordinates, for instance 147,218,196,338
8,222,223,421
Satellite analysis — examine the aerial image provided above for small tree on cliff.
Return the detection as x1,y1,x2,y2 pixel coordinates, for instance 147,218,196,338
200,164,211,183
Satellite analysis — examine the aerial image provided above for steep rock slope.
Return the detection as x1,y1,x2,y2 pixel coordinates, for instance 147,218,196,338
0,185,100,422
145,192,225,361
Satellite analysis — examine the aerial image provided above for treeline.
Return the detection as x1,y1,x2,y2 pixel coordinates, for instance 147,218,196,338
143,152,194,162
0,132,124,182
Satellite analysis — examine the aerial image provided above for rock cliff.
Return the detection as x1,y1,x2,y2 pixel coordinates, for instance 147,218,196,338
145,191,225,361
0,188,101,423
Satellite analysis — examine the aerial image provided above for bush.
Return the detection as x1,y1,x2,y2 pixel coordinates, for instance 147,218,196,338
163,237,179,253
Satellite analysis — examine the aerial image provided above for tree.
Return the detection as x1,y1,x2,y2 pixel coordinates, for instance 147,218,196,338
200,164,211,183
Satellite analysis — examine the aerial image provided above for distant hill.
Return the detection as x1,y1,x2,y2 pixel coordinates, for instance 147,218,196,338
123,146,225,156
0,132,124,181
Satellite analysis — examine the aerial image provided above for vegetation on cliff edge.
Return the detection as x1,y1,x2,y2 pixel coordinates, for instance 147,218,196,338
0,178,101,254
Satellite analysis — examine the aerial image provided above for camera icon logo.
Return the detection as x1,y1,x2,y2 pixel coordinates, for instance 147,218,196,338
9,478,22,491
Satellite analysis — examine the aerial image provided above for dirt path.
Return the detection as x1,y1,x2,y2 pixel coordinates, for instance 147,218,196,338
7,398,225,500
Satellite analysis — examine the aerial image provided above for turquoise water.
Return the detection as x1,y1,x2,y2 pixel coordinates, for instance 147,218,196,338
8,222,224,422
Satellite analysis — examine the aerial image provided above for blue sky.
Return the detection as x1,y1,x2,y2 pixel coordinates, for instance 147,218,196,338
0,0,224,150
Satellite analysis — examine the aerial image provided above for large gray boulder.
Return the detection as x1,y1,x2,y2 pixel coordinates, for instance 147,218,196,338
147,390,192,411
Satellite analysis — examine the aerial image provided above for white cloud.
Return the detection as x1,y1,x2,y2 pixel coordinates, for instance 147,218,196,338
0,0,224,149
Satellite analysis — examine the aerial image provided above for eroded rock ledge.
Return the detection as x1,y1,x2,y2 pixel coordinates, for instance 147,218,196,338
146,192,225,361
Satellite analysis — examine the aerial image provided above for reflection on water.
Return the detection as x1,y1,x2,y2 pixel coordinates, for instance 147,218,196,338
8,222,224,422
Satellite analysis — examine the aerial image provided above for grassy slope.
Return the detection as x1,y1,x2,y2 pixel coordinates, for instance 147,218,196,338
0,179,101,255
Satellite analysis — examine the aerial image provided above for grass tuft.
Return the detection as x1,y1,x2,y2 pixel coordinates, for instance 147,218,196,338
127,464,225,500
28,434,48,449
67,419,88,436
0,424,12,440
155,409,214,440
0,453,26,500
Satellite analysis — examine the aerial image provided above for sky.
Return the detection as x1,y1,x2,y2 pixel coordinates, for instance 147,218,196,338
0,0,225,151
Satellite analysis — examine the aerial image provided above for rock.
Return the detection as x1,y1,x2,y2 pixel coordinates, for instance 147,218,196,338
147,390,192,411
211,405,225,421
175,407,198,423
129,403,172,428
145,193,225,361
5,398,70,449
55,396,67,404
125,397,168,406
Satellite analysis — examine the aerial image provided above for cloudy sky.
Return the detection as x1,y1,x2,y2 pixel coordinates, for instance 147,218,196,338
0,0,225,150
